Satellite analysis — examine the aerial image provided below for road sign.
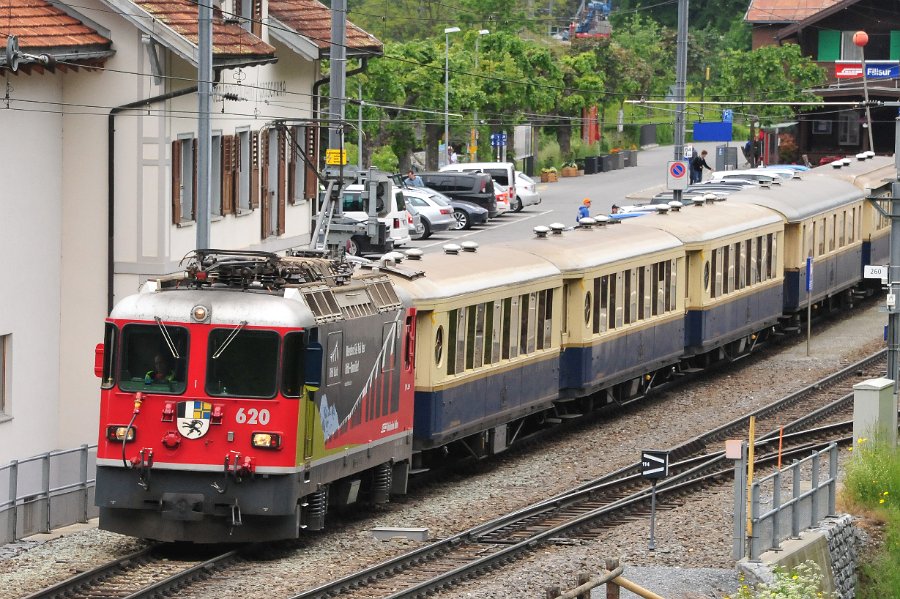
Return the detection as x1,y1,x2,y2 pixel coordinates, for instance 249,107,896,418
666,160,689,191
865,264,888,283
641,450,669,479
325,149,347,165
806,257,814,293
490,133,508,147
683,144,693,159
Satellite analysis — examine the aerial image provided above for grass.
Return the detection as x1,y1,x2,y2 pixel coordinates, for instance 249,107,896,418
840,439,900,598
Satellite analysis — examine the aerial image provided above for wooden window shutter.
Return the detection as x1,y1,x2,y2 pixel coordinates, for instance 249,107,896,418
250,131,260,210
304,125,318,200
287,127,297,205
277,128,286,235
251,0,262,37
817,30,840,61
192,139,198,222
171,140,182,224
222,135,235,215
260,130,270,236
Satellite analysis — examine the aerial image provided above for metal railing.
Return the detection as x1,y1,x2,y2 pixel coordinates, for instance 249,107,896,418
0,444,98,545
746,443,838,560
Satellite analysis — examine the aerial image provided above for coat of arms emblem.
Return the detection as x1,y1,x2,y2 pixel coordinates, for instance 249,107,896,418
176,401,212,439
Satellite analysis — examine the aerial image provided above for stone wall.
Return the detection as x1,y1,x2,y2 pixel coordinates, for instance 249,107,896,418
738,514,858,599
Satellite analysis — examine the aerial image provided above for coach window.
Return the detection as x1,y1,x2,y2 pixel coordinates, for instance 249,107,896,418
502,296,520,360
828,215,836,252
520,292,536,355
817,219,826,256
750,238,759,285
839,212,846,247
667,259,677,311
537,289,553,350
593,277,606,334
741,241,750,289
281,332,304,398
207,329,279,398
713,248,723,298
489,301,502,363
468,304,486,370
434,326,444,366
101,324,118,389
118,324,188,394
766,234,775,279
848,208,856,242
637,267,647,320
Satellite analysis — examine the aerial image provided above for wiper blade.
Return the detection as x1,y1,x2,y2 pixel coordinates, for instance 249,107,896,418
212,321,248,359
155,316,180,359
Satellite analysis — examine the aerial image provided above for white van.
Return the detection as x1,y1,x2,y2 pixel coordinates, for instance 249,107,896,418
341,183,411,255
440,162,536,212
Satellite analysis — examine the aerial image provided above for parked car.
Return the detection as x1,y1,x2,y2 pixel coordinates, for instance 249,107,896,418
418,172,498,217
405,202,426,239
424,188,489,230
341,183,411,255
403,187,455,239
514,172,542,211
493,182,511,214
440,161,541,212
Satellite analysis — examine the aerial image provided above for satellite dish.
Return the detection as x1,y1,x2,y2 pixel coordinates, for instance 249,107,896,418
6,35,20,71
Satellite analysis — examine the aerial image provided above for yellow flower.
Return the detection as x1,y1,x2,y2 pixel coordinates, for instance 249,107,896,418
880,499,885,504
883,491,890,496
858,437,868,444
848,446,853,452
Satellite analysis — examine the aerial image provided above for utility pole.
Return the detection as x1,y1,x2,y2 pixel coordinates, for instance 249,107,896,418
196,0,213,249
672,0,689,204
887,114,900,392
328,0,347,153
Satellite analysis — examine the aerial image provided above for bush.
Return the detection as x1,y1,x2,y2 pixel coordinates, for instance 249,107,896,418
857,509,900,599
726,561,832,599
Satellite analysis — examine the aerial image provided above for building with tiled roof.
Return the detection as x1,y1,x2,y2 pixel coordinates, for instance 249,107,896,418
0,0,115,70
744,0,900,163
0,0,381,468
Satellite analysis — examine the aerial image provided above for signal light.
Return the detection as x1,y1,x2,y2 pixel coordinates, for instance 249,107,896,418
251,432,282,449
107,425,136,442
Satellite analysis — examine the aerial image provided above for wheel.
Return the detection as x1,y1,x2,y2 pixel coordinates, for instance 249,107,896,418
453,209,471,230
421,219,432,239
346,236,362,256
514,197,524,212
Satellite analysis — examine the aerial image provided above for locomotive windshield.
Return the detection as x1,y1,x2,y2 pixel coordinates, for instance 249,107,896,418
206,328,280,398
118,324,188,394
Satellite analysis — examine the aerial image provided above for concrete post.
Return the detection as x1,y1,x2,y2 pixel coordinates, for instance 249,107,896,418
852,377,898,448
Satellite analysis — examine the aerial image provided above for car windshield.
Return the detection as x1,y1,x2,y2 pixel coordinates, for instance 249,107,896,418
118,323,189,394
206,328,280,398
428,193,450,206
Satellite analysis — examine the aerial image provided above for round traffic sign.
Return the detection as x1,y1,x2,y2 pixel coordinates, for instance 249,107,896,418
669,162,686,178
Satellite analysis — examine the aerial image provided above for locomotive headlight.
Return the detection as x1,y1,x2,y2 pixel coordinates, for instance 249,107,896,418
251,432,282,449
107,425,136,442
191,304,210,323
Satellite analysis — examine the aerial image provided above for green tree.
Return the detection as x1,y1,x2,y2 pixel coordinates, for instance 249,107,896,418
710,43,827,122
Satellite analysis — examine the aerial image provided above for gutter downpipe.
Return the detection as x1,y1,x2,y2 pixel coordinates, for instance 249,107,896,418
107,85,197,314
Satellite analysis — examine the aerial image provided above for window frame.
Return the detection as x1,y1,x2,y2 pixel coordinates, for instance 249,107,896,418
0,333,9,419
237,127,252,214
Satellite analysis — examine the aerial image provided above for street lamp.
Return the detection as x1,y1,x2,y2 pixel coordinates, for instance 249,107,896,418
444,26,460,166
853,30,875,153
471,29,489,161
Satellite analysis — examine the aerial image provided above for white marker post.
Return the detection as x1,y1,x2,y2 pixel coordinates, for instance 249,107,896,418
641,450,670,551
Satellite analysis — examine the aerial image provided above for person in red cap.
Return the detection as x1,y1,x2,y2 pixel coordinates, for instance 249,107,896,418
577,198,591,222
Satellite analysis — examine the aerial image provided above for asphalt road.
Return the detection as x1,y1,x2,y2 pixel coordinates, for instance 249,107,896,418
405,142,729,251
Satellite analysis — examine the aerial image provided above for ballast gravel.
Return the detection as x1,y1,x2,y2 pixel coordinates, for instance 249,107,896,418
0,300,886,599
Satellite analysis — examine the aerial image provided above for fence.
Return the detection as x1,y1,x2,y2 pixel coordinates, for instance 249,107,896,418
0,444,98,545
734,443,838,561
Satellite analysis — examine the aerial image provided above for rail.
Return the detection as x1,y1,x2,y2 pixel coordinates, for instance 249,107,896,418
0,444,98,545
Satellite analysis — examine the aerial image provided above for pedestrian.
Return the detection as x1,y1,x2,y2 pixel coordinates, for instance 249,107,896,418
690,150,712,182
577,198,591,222
448,146,458,164
405,170,424,187
610,204,620,214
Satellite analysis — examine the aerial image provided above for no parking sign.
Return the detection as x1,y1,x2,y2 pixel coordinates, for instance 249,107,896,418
667,160,689,190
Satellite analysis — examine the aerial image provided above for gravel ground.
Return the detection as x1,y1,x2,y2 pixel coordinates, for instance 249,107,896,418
0,299,887,599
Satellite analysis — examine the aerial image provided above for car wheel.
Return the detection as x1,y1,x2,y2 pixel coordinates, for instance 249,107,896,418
514,197,524,212
421,219,432,240
453,209,470,230
346,236,362,256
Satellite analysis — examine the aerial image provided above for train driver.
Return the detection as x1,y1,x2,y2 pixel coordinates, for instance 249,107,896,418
145,354,176,384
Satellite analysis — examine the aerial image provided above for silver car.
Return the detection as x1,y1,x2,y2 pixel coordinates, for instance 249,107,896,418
514,172,542,211
403,188,456,239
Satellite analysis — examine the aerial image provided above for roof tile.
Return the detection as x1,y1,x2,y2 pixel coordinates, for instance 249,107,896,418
745,0,844,23
133,0,275,58
268,0,381,56
0,0,112,49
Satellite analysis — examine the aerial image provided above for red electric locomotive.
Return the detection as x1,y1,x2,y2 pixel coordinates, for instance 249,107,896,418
94,250,416,543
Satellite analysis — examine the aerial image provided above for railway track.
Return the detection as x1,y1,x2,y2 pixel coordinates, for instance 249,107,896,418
290,350,887,599
24,351,886,599
22,545,245,599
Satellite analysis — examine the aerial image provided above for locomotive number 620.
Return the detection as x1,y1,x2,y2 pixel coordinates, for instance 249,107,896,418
235,408,271,425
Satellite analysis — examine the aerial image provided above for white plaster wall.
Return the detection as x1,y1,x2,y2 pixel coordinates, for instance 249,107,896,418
0,76,63,463
57,9,152,451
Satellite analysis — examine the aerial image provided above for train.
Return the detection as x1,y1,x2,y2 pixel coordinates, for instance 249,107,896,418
94,154,896,543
